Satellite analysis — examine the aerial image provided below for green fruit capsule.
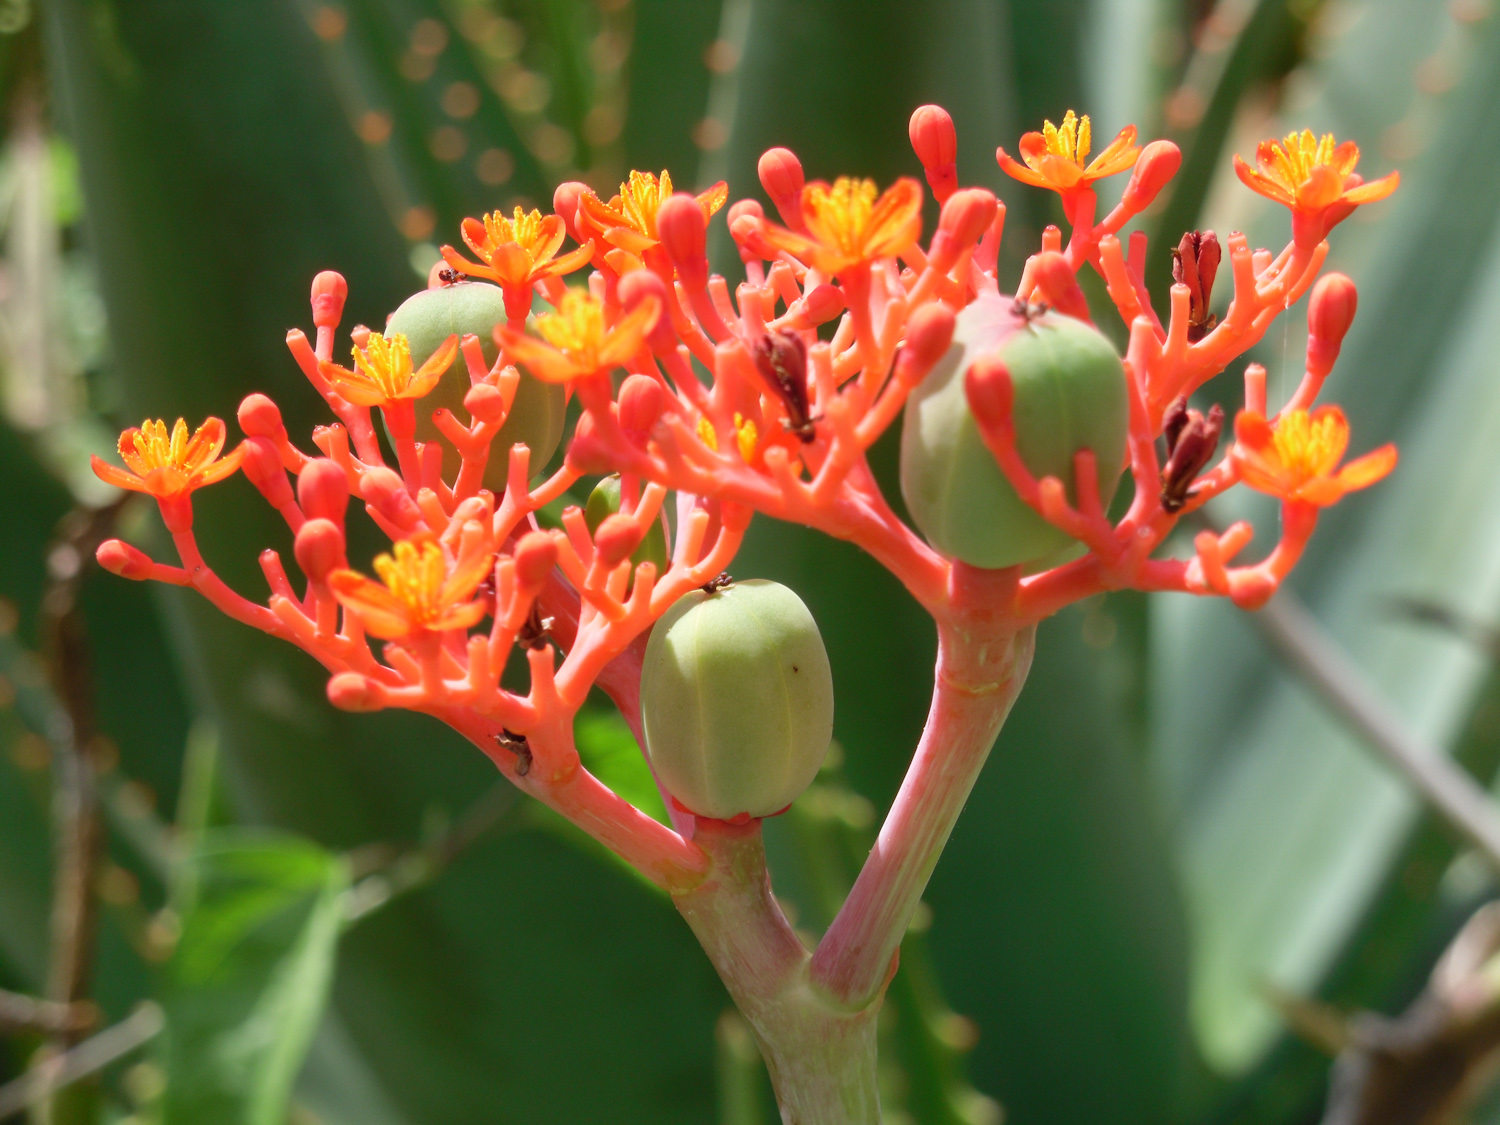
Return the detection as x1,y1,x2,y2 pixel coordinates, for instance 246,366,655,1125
899,292,1128,570
584,475,670,571
641,580,833,820
386,281,567,485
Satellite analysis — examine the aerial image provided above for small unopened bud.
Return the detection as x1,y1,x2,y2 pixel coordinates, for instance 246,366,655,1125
795,283,845,328
565,412,614,475
311,271,348,329
553,181,591,244
464,382,507,424
752,331,813,441
1172,231,1221,342
938,188,998,250
1030,252,1090,321
895,303,956,385
758,147,805,228
617,269,677,354
1309,271,1358,346
328,672,384,712
513,531,558,590
238,393,288,443
657,193,709,289
728,199,763,225
1159,399,1223,512
359,466,421,528
964,356,1013,428
910,105,958,203
297,458,349,525
241,437,294,508
618,374,664,435
97,539,154,580
1120,140,1181,214
294,518,346,583
595,513,642,567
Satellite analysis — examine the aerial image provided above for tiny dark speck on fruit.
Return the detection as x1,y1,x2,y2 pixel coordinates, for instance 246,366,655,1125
792,665,799,672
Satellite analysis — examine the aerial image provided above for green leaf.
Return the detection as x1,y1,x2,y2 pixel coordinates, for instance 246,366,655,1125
158,830,348,1125
1152,0,1500,1075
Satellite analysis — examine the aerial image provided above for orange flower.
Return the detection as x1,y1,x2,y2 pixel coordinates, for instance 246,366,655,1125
1233,130,1398,244
577,170,728,257
91,417,244,499
997,110,1139,194
496,289,659,382
318,331,458,407
328,534,491,640
440,206,593,291
1232,407,1396,506
759,176,923,275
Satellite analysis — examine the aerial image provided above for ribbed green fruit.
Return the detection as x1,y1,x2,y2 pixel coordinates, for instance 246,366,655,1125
584,475,670,571
386,282,566,485
900,292,1128,570
641,580,833,820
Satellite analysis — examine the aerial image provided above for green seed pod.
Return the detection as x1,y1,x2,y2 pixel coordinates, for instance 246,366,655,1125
584,475,670,571
641,580,833,820
386,282,567,484
899,292,1128,570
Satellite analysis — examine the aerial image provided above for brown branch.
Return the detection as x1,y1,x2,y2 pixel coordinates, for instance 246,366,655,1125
0,989,94,1037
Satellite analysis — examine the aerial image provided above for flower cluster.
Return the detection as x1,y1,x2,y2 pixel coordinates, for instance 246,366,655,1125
92,105,1398,892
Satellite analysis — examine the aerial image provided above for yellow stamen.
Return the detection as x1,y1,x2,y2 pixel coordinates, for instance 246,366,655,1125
1042,110,1092,166
372,540,452,627
805,178,880,258
536,291,606,364
696,416,719,452
1270,409,1346,481
481,206,554,258
617,170,673,237
125,419,194,473
734,413,757,463
353,333,417,398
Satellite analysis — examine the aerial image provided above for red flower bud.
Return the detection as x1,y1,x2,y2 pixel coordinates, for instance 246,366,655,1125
328,672,384,712
294,518,346,583
896,302,956,385
1309,272,1358,346
97,539,154,580
1030,251,1090,322
657,192,709,289
594,513,641,567
757,147,805,228
798,283,845,327
553,181,591,244
938,188,998,249
238,393,288,444
728,199,764,225
463,382,507,424
359,466,422,529
310,271,348,329
241,436,295,508
910,105,958,203
513,531,558,590
618,374,664,434
1119,140,1181,214
297,458,349,525
617,269,678,354
964,355,1013,427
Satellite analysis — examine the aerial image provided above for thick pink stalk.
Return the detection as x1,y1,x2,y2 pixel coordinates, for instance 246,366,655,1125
812,568,1036,1008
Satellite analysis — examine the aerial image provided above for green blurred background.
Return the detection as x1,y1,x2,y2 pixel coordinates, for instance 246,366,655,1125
3,0,1500,1121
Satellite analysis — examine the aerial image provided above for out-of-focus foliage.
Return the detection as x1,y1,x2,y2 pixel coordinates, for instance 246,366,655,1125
0,0,1495,1122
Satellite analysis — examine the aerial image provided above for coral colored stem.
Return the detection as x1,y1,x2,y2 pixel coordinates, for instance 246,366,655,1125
812,584,1036,1008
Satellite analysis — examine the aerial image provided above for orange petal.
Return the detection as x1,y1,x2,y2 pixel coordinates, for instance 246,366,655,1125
431,601,488,633
696,181,729,218
1334,443,1397,492
531,215,567,263
439,549,494,607
534,240,594,281
1036,154,1086,191
496,329,587,383
183,417,228,469
441,244,500,284
996,149,1055,189
602,225,657,255
1233,409,1274,447
413,334,460,382
1233,155,1295,207
1084,124,1140,177
578,190,623,230
1295,165,1347,212
1341,170,1400,205
90,456,148,493
194,443,247,488
486,242,535,288
1330,140,1361,178
328,572,414,640
597,295,660,368
1294,477,1346,507
863,177,924,259
759,223,828,265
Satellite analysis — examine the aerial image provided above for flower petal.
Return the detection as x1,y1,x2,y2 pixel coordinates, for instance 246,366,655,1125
534,240,594,281
597,295,661,368
1233,155,1295,206
996,149,1055,189
328,571,415,640
496,328,587,383
1333,443,1397,492
862,178,924,259
194,442,247,488
431,601,488,633
696,181,729,218
90,456,148,493
1341,170,1400,205
440,245,500,284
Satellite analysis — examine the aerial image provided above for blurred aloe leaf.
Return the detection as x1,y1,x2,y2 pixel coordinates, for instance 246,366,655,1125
1152,0,1500,1075
158,831,347,1125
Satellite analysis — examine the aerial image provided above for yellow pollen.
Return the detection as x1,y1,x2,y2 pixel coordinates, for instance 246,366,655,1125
372,539,450,625
126,418,196,472
482,206,550,256
617,170,672,236
353,333,416,398
1270,410,1345,480
696,416,719,451
734,413,758,463
536,291,606,363
1042,110,1092,166
806,178,879,256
